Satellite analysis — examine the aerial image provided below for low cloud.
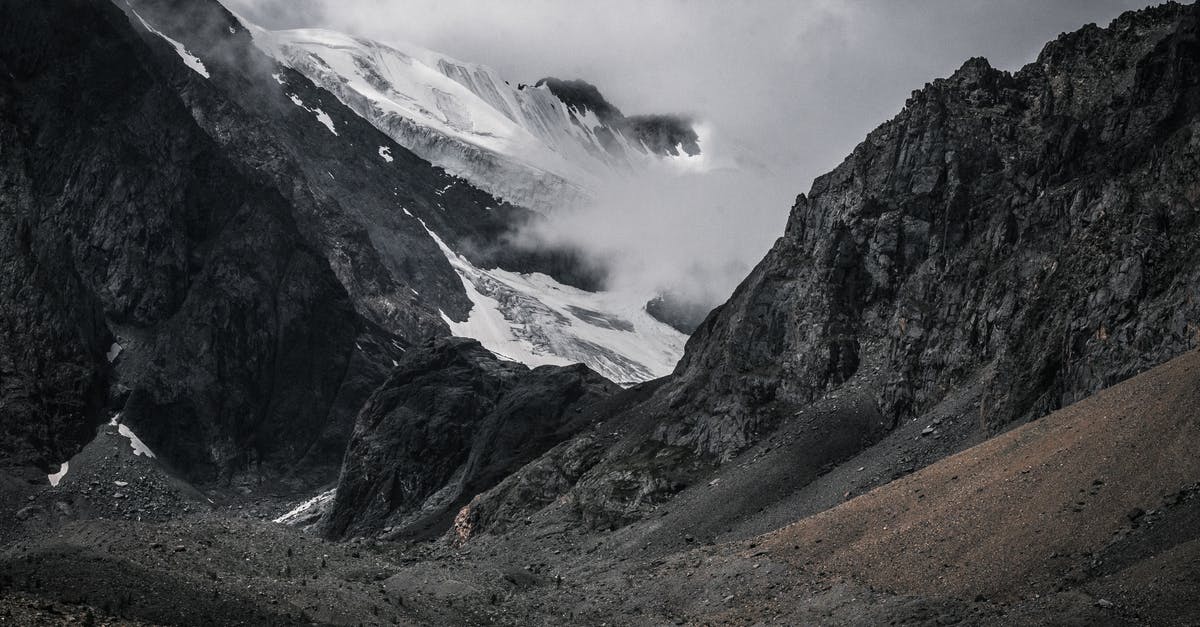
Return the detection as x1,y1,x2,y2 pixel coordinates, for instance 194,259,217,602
516,163,791,310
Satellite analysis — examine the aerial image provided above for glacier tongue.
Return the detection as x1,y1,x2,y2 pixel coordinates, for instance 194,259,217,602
419,221,685,385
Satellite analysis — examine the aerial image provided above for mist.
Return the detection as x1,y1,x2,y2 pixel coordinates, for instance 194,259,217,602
518,165,791,308
226,0,1160,311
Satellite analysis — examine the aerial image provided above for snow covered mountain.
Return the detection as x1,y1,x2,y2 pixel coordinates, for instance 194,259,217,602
217,14,695,384
244,25,708,212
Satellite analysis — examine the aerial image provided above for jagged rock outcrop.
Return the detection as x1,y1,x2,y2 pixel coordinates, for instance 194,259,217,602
625,114,701,157
666,2,1200,456
538,78,700,158
0,0,397,486
458,2,1200,534
321,338,615,540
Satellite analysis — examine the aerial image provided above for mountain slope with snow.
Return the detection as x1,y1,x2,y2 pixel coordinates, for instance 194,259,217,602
420,220,686,384
245,26,707,212
226,16,693,383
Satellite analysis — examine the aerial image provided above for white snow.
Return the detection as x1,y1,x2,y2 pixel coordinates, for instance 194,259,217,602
109,415,156,458
271,72,285,85
47,462,68,487
287,94,338,135
419,220,686,383
243,26,691,211
312,108,337,135
131,10,210,79
273,488,337,525
378,145,394,162
106,342,122,363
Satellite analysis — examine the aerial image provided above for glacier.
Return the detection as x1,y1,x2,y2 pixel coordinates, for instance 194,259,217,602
244,26,710,213
227,11,699,383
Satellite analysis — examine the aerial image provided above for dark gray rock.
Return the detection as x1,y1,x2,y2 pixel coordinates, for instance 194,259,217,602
463,2,1200,533
321,338,615,540
536,77,702,158
667,2,1200,457
0,0,599,488
645,293,713,335
0,0,378,485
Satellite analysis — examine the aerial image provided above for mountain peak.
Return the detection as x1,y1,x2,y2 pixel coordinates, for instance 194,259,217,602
535,76,624,123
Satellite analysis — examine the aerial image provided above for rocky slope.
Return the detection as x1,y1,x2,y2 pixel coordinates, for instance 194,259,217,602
0,0,685,491
0,0,396,489
4,2,1200,626
4,348,1199,625
451,0,1200,535
320,338,615,541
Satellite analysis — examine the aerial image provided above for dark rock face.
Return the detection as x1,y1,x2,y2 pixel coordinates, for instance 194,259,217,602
537,76,702,158
626,114,702,156
462,3,1200,532
667,3,1200,457
321,338,614,540
646,293,714,334
535,78,626,125
0,0,597,487
0,0,380,485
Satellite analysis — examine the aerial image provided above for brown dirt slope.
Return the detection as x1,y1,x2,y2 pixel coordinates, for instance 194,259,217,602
755,348,1200,609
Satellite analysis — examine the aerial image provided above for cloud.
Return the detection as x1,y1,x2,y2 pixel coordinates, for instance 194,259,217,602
225,0,1159,310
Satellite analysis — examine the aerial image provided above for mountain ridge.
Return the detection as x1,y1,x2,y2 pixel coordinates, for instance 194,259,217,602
2,1,1200,625
253,25,708,213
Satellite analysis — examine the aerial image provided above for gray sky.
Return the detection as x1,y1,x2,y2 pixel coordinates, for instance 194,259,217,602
227,0,1160,305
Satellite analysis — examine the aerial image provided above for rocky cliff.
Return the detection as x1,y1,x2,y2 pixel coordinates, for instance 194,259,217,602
454,1,1200,535
0,0,392,487
321,338,614,540
0,0,620,487
667,1,1200,455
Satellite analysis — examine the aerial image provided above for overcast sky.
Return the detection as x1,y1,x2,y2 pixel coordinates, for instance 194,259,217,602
227,0,1160,306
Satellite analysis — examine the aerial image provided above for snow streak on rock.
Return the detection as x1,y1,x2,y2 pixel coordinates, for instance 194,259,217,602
418,220,686,384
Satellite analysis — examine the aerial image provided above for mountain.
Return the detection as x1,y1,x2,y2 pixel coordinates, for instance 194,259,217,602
3,1,1200,625
240,14,694,385
320,337,616,541
438,0,1200,538
248,26,707,213
0,0,682,491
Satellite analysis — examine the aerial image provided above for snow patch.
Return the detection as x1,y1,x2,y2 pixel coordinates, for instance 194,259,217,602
288,93,338,135
274,488,337,525
131,10,210,78
109,415,156,458
47,462,68,487
313,108,337,135
106,342,122,363
378,145,394,162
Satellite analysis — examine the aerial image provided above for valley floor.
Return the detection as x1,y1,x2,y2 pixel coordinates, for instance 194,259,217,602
3,351,1200,625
